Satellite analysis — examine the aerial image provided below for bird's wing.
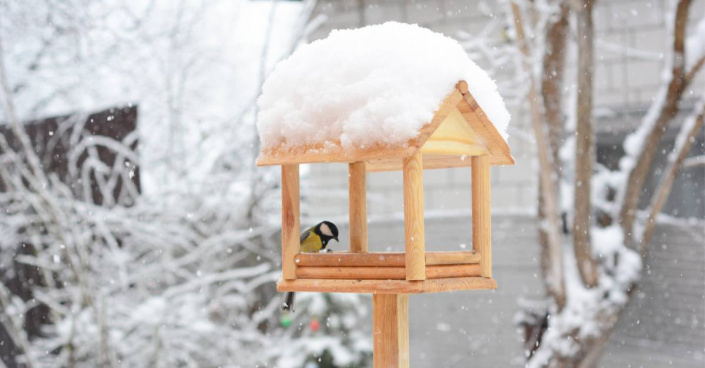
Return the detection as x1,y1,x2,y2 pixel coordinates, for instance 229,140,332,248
300,228,312,244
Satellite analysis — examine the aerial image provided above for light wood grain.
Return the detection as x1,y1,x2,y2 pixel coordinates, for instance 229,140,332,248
296,264,480,280
456,80,469,94
472,155,492,277
427,264,480,278
403,152,426,281
458,95,514,166
348,162,368,253
277,277,498,294
373,294,409,368
294,251,480,267
365,154,474,172
296,252,406,267
298,266,405,280
420,106,489,157
425,251,481,265
281,165,300,280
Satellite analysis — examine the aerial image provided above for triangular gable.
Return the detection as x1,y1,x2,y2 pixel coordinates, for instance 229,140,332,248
256,81,514,170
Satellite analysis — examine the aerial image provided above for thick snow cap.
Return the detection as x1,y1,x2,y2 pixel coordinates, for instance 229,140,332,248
256,22,510,152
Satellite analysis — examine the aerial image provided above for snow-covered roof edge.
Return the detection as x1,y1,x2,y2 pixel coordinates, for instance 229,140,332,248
257,81,513,169
256,22,511,157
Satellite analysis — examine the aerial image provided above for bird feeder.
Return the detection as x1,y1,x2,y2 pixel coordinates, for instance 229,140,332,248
257,80,513,367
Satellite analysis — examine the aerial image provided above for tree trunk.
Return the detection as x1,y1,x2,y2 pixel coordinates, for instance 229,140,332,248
538,1,570,300
511,1,566,309
573,0,598,287
513,0,703,367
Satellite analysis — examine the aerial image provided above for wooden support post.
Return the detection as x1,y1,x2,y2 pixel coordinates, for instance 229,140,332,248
472,155,492,277
349,162,369,253
373,294,409,368
281,164,300,280
403,152,426,280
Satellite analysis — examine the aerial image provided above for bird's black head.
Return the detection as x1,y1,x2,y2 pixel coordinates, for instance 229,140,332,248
315,221,339,246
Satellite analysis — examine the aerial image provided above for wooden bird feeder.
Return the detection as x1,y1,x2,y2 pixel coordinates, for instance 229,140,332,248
257,80,513,367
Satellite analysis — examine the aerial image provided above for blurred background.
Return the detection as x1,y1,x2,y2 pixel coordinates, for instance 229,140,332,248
0,1,703,368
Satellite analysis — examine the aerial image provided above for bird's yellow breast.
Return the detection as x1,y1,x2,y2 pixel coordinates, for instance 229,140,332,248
300,231,323,253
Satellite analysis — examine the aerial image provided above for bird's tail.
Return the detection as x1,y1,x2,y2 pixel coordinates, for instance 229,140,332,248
282,292,296,312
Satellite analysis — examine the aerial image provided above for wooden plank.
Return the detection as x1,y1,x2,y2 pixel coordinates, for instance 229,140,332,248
472,155,492,277
298,266,405,280
427,264,479,278
457,95,514,166
403,152,426,280
348,162,368,253
296,252,406,267
296,264,480,280
258,142,416,167
294,251,480,267
365,152,509,172
277,277,498,294
366,154,474,172
373,294,409,368
281,165,300,280
425,251,481,265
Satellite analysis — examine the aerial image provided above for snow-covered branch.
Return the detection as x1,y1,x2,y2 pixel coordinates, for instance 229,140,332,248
618,0,698,246
682,154,705,168
510,0,566,309
1,1,370,367
641,97,704,248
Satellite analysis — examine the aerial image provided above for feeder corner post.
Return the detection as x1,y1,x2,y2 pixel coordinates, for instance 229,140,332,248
349,161,369,253
403,152,426,281
373,294,409,368
281,164,300,280
471,155,492,277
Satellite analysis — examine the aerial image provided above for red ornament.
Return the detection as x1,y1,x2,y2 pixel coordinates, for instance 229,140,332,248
310,318,320,332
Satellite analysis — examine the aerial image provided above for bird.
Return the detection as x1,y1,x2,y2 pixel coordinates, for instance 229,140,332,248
282,221,339,312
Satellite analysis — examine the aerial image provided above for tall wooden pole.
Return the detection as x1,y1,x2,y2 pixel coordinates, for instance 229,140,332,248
403,152,426,280
281,164,300,280
472,156,492,277
349,162,368,253
373,294,409,368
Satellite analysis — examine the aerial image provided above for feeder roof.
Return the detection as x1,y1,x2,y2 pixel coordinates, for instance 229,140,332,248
256,22,513,170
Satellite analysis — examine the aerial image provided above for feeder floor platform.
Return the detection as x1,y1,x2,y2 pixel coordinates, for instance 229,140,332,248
277,276,497,294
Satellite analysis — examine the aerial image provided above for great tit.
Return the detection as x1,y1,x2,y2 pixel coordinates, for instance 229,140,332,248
282,221,339,312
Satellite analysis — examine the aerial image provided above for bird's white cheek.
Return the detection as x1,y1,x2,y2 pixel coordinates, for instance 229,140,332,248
320,223,333,237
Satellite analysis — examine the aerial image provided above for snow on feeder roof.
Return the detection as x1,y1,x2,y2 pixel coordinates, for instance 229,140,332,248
256,22,513,170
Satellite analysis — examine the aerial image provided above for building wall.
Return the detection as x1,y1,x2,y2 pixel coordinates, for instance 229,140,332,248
302,0,705,219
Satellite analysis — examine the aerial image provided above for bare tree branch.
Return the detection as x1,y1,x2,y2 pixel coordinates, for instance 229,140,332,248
682,154,705,168
537,0,570,308
541,1,569,165
619,0,694,246
641,98,704,248
0,283,37,368
573,0,599,287
511,0,566,309
684,54,704,83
